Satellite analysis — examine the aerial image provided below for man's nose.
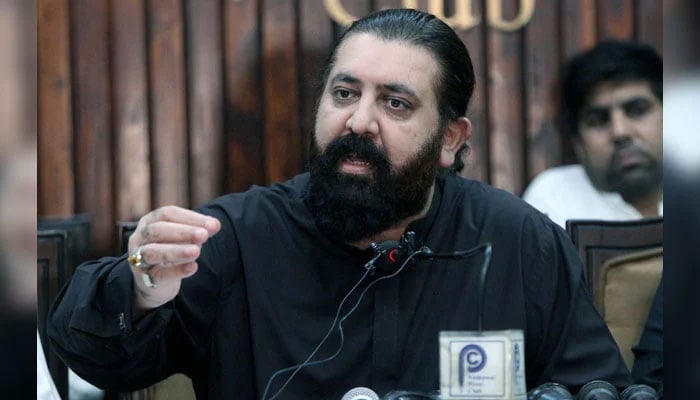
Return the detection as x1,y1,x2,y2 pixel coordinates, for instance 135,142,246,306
345,98,379,138
610,108,632,141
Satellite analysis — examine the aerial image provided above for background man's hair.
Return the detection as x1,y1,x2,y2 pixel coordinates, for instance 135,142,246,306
561,39,662,137
317,8,475,174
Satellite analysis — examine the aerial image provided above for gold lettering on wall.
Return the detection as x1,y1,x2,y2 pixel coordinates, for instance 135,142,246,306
487,0,536,32
323,0,536,31
428,0,480,30
323,0,356,27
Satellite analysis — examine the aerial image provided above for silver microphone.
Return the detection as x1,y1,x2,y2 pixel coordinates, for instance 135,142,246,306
341,386,380,400
576,380,619,400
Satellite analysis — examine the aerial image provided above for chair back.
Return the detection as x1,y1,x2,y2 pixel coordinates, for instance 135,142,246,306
116,221,139,253
37,229,71,399
596,248,663,368
566,217,663,369
566,217,663,300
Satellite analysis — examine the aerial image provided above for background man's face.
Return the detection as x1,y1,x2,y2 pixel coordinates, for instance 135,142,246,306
574,81,663,199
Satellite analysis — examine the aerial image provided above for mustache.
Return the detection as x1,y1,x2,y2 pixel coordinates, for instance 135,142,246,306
321,134,391,170
610,141,653,165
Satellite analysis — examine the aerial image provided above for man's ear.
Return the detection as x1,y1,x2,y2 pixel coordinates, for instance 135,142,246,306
440,117,472,168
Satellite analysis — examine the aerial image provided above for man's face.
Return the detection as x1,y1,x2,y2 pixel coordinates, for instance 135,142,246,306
314,33,445,174
308,33,446,242
574,81,663,200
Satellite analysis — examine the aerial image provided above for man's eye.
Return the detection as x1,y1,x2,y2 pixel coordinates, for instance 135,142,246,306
581,110,609,128
623,99,652,118
387,97,409,111
334,89,353,99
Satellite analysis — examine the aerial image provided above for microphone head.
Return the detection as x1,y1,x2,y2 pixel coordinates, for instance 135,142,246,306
527,382,574,400
341,386,380,400
620,384,657,400
576,380,619,400
371,240,407,271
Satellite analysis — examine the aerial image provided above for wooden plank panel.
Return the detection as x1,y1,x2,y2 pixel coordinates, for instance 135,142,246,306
148,0,189,207
486,0,524,193
111,0,152,221
597,0,634,40
262,0,300,183
38,0,74,217
71,0,114,257
457,0,488,182
635,0,662,52
561,0,596,60
523,0,562,181
223,0,265,192
186,0,224,206
560,0,596,166
298,0,335,165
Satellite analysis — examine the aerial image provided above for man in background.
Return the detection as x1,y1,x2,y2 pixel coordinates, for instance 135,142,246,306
523,40,662,228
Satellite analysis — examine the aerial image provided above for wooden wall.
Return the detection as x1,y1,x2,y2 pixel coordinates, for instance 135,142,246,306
38,0,662,257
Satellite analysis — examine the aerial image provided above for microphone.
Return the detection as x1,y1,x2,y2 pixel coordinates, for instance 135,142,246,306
369,231,417,271
371,231,492,332
576,380,619,400
527,382,574,399
620,384,657,400
341,387,380,400
382,391,441,399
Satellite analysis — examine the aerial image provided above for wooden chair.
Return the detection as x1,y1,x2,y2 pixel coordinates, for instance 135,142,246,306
116,221,139,256
37,229,71,399
595,248,662,368
566,217,663,300
37,216,154,400
39,213,91,276
566,217,663,369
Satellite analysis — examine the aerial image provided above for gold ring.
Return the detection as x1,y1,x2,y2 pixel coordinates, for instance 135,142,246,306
127,245,150,269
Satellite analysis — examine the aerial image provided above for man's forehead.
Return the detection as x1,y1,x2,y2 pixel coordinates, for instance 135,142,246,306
329,33,439,94
585,80,658,106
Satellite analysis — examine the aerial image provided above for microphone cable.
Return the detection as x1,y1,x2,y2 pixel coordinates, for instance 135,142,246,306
261,237,492,400
261,249,425,400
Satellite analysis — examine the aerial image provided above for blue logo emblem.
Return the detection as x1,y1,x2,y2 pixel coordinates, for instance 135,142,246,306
458,344,487,385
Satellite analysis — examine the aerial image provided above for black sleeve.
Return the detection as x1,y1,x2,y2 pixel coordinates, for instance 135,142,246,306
631,278,663,390
46,206,235,392
46,256,176,391
523,214,632,392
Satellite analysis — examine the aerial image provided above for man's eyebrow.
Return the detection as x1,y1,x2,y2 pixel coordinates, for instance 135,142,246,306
330,73,419,97
585,95,654,111
581,105,608,114
330,73,360,85
620,96,653,105
382,83,418,100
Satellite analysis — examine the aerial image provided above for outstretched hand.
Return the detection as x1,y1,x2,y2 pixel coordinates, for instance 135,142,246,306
127,206,221,317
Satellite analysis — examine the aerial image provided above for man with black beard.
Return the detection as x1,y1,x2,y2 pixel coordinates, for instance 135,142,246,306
48,9,631,399
523,40,663,228
308,129,443,243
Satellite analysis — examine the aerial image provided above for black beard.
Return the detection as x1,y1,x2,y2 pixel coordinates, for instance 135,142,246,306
599,141,662,201
308,132,442,243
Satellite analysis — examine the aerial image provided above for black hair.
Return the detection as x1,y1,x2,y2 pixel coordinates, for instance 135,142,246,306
319,8,475,174
561,39,662,137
